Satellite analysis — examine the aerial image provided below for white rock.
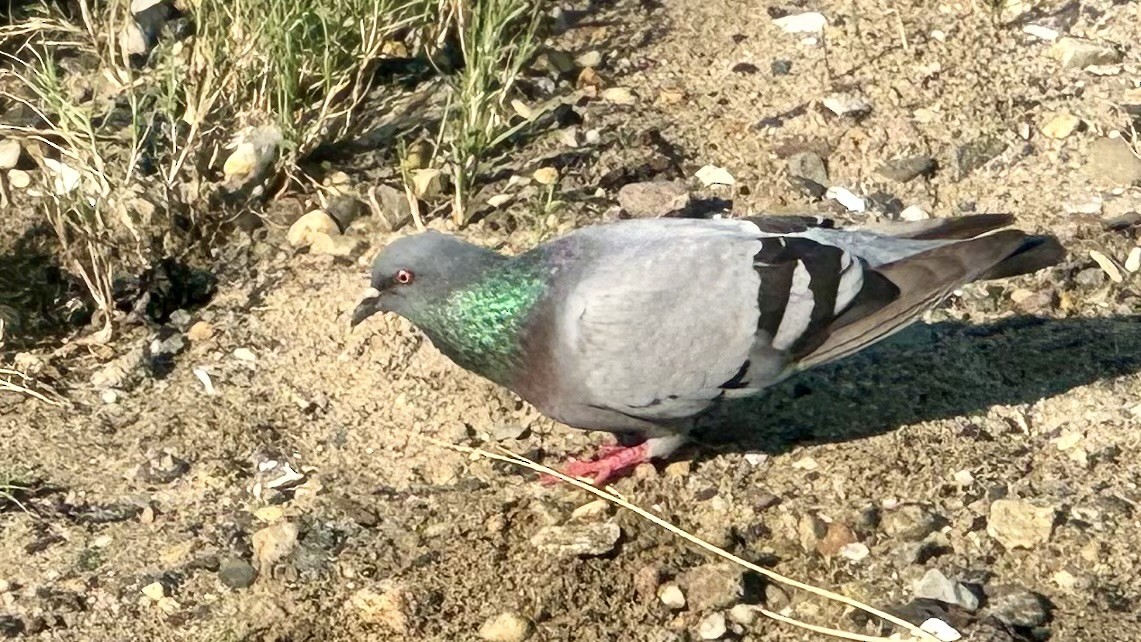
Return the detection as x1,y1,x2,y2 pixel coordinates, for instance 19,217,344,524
697,612,727,640
658,583,686,609
822,92,871,116
0,139,21,169
728,604,760,625
987,499,1055,549
141,581,167,601
600,87,636,105
920,617,962,642
193,367,216,395
1022,24,1059,41
287,210,339,248
7,169,30,189
232,348,257,362
825,186,866,212
1062,197,1103,215
478,612,533,642
1041,113,1081,139
1089,249,1123,283
576,50,602,68
930,29,946,41
840,542,869,562
695,165,735,187
900,205,930,221
41,158,82,195
1124,247,1140,273
487,193,513,208
774,11,827,34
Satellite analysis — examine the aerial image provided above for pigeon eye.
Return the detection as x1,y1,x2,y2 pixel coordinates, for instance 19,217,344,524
395,269,414,285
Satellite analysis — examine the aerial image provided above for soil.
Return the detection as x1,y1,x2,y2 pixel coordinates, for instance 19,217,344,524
2,0,1141,641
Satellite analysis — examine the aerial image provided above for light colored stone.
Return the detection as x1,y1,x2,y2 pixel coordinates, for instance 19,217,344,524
478,611,533,642
1022,24,1059,41
698,612,727,640
1124,247,1140,273
576,50,602,68
7,169,30,189
187,321,214,342
141,581,167,601
1041,113,1081,139
774,11,827,34
287,210,339,247
900,205,931,221
1084,137,1141,185
411,168,445,198
600,87,636,105
310,233,362,257
822,92,871,117
532,167,558,185
695,165,735,187
223,142,259,180
349,585,418,633
617,181,690,218
728,603,760,625
913,568,979,611
1050,37,1123,70
0,139,21,169
252,521,299,570
920,617,962,642
1089,249,1123,283
987,499,1055,549
658,583,686,609
529,521,620,557
825,186,866,212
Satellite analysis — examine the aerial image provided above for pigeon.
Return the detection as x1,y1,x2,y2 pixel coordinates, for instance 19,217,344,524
352,213,1063,484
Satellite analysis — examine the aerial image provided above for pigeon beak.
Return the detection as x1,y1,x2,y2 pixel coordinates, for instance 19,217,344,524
351,287,383,328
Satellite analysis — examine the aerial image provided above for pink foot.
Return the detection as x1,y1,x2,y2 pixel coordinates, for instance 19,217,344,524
540,442,651,486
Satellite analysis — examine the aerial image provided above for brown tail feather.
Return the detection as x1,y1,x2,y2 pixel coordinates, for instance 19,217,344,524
794,229,1056,370
856,213,1016,240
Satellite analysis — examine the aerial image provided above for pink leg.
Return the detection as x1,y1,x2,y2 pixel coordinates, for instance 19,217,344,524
540,442,652,487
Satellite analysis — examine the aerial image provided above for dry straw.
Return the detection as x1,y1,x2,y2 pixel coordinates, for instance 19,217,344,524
429,438,941,642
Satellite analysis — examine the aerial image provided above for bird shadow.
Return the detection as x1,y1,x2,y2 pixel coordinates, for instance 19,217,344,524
690,314,1141,459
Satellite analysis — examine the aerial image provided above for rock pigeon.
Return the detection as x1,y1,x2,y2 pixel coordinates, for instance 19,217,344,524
352,214,1063,484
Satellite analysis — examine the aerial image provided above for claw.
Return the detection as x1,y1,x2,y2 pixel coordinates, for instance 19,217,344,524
539,442,651,487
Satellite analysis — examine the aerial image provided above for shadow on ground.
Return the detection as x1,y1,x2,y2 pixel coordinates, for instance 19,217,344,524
695,314,1141,457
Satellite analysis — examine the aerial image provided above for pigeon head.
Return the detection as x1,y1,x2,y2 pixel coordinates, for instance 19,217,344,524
351,230,504,327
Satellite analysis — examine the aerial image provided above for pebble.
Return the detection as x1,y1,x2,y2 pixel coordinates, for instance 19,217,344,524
1041,113,1081,139
920,618,962,642
986,587,1050,628
728,603,760,625
825,186,865,212
876,156,936,183
532,167,558,185
773,11,827,34
529,522,620,558
1124,247,1140,273
816,521,858,557
697,612,727,640
252,521,300,570
679,563,745,611
411,168,444,198
1088,250,1123,283
1022,24,1058,41
840,542,870,562
479,612,533,642
7,169,30,189
310,233,362,258
617,181,690,218
287,210,339,247
695,165,735,187
187,321,214,342
1050,37,1122,70
787,152,829,187
634,565,663,598
913,569,980,611
218,557,257,588
42,158,81,194
576,50,602,68
658,583,686,609
882,504,946,541
141,581,167,601
600,87,636,105
349,584,418,633
900,205,931,222
1084,137,1141,186
0,139,21,169
987,499,1055,549
569,499,611,522
822,91,871,117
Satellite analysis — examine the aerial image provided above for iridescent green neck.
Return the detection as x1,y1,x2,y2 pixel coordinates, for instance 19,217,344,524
416,258,548,383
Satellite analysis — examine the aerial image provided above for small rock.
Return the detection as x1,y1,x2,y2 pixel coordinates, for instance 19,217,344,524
882,504,946,541
825,186,866,212
913,569,980,611
955,136,1007,179
1085,137,1141,186
987,499,1055,549
349,584,418,633
877,156,936,183
697,612,727,640
816,521,858,557
479,611,533,642
570,499,611,522
986,587,1050,628
42,157,81,194
900,205,931,222
310,233,362,257
532,167,559,185
252,521,300,571
0,139,21,169
576,50,602,68
287,210,339,247
1124,247,1140,273
919,618,962,642
1022,24,1059,41
600,87,636,105
1089,250,1123,283
371,183,411,228
787,152,829,186
1041,113,1081,139
1063,196,1103,215
530,522,620,557
1050,37,1122,70
774,11,827,34
658,583,686,609
327,195,366,229
679,563,745,611
141,581,167,601
729,603,760,625
771,59,792,75
187,321,214,342
634,565,663,598
617,181,690,218
822,91,871,117
218,557,257,588
840,542,870,562
411,168,445,198
695,165,735,187
7,169,30,189
797,513,828,552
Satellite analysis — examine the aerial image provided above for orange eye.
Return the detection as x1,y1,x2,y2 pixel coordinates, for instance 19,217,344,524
395,269,414,285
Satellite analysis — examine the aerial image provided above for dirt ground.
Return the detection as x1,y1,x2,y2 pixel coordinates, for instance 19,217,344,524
3,0,1141,640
